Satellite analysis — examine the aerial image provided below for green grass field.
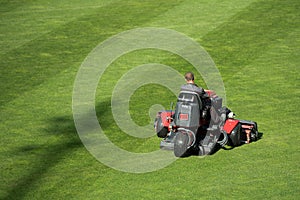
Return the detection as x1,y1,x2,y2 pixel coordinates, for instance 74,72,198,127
1,0,299,199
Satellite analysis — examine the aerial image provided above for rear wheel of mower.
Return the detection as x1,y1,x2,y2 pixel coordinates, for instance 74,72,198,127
174,131,189,157
157,127,168,138
155,116,168,138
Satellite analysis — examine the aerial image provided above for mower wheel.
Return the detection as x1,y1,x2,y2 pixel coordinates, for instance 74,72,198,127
174,129,196,157
157,127,168,138
174,131,189,157
155,116,168,138
250,129,259,141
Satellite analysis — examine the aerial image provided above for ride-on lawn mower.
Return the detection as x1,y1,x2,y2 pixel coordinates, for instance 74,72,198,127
154,89,259,157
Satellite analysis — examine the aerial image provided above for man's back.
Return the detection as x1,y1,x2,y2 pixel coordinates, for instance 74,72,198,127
180,83,208,99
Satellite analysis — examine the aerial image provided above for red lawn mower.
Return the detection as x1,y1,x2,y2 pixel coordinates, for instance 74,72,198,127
154,88,259,157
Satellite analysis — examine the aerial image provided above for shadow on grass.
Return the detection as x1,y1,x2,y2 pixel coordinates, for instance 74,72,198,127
3,97,115,200
3,116,82,200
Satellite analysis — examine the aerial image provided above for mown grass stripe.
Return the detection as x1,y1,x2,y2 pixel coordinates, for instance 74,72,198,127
0,0,299,199
0,0,184,108
202,0,299,70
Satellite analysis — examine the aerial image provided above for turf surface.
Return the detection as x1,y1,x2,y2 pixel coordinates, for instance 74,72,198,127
1,0,299,199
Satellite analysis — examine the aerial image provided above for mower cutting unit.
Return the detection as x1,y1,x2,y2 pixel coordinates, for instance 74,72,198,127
154,90,259,157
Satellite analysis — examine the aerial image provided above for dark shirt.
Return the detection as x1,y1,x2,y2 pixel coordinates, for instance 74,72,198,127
180,83,208,99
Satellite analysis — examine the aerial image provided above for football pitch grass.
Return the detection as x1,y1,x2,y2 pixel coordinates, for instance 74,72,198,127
0,0,299,199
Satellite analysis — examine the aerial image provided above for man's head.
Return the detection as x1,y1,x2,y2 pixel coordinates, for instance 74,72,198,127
184,72,194,82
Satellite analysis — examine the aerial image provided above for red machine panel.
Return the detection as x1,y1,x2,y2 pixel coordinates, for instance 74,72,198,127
160,111,174,127
223,119,239,134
